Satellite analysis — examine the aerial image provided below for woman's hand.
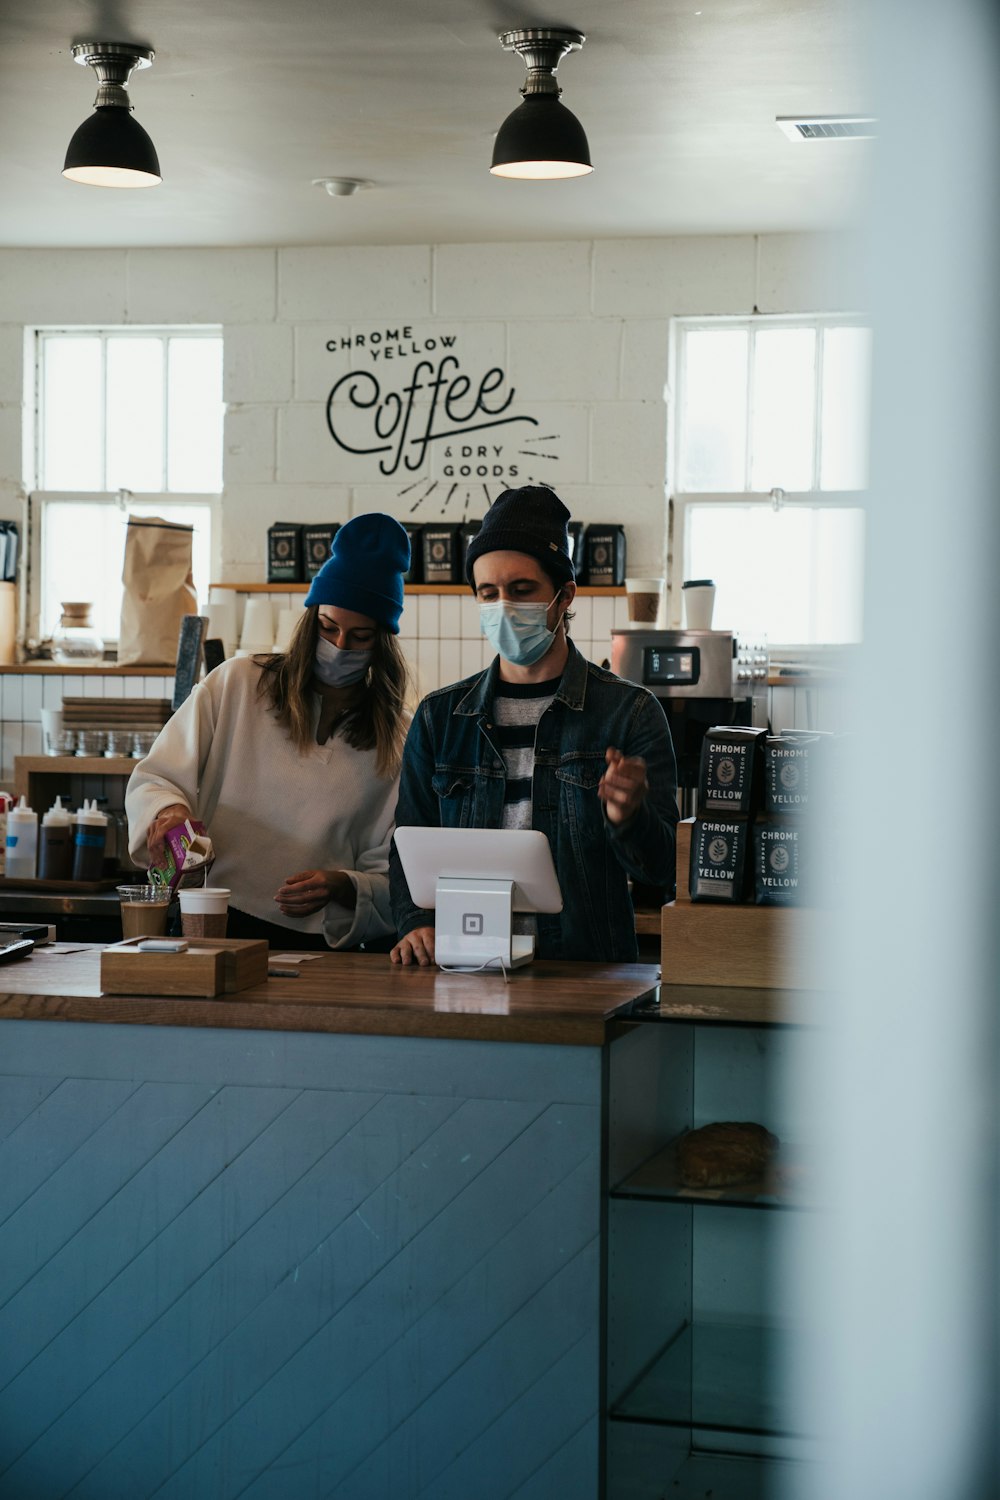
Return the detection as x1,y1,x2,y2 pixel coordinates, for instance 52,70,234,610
390,926,436,966
146,803,194,863
274,869,356,918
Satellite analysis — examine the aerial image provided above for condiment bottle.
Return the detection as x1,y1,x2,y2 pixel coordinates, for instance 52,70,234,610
71,798,108,882
6,796,39,880
38,795,74,881
0,791,12,877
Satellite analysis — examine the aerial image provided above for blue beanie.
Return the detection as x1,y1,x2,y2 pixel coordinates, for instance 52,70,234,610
304,513,410,633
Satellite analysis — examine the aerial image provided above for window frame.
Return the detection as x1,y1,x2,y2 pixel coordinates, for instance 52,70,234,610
28,326,224,649
667,312,870,650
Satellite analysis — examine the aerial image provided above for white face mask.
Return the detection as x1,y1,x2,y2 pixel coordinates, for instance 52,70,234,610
314,634,372,687
478,595,562,667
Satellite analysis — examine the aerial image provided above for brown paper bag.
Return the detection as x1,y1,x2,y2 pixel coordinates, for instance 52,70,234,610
118,516,197,666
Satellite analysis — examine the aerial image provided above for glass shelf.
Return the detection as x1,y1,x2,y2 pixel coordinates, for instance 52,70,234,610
610,1319,808,1439
611,1135,814,1211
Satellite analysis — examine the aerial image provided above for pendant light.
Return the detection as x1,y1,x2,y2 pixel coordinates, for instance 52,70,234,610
63,42,161,189
490,28,593,180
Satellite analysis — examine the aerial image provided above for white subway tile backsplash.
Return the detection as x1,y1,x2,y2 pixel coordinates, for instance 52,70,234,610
41,675,64,710
416,594,439,639
102,676,126,699
460,637,482,679
591,596,615,651
82,675,106,698
21,676,42,721
438,595,460,639
1,722,22,780
460,594,480,636
571,597,592,638
397,601,417,640
438,640,462,688
22,724,41,757
2,674,23,722
416,638,439,695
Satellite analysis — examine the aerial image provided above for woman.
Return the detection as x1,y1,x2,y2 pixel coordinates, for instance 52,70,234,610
126,513,410,950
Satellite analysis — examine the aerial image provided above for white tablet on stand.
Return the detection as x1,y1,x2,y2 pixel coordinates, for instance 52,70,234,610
393,827,563,970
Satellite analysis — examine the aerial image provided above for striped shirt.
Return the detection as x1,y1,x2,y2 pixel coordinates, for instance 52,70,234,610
492,676,560,830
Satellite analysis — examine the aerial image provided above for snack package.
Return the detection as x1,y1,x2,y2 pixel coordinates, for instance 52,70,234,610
147,818,215,897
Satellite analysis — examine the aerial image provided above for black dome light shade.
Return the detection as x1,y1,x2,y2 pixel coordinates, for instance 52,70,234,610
490,28,593,180
62,42,161,188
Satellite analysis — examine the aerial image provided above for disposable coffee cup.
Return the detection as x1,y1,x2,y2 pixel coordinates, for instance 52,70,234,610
682,578,716,630
625,577,664,625
178,886,231,940
40,708,64,756
117,884,171,940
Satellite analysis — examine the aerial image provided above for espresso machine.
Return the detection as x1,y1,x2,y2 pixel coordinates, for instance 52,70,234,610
611,629,769,817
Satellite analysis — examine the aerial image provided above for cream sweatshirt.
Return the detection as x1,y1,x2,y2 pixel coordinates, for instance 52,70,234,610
125,656,399,948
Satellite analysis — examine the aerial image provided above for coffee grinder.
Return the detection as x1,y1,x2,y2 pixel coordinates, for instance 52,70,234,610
611,628,769,818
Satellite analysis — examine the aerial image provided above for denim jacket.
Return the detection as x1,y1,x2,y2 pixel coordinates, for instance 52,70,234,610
389,641,678,962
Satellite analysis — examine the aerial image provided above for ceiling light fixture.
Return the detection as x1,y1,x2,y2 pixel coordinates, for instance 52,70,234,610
490,27,593,180
312,177,373,198
63,42,161,188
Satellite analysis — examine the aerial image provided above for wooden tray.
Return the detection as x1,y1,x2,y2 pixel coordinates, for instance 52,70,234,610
101,937,269,998
660,900,830,991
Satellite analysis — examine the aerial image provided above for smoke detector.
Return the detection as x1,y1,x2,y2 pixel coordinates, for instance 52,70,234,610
312,177,373,197
777,116,876,141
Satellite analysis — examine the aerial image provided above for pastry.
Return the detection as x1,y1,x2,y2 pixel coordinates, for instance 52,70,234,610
676,1121,779,1188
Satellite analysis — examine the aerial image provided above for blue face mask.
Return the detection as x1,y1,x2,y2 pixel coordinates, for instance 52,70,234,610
314,634,372,687
479,596,561,667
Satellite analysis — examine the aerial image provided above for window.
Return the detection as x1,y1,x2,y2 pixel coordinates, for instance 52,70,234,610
30,328,224,642
671,316,870,646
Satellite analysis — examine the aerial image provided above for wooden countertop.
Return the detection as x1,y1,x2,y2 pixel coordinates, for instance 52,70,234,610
0,946,660,1047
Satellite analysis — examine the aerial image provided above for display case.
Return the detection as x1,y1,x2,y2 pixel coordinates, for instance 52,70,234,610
605,987,821,1499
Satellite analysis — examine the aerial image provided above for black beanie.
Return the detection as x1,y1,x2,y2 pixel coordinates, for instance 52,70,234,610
465,486,575,587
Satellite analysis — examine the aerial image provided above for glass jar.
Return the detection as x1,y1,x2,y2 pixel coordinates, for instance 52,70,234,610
52,602,103,666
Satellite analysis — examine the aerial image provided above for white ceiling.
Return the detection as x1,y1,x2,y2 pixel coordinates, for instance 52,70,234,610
0,0,871,249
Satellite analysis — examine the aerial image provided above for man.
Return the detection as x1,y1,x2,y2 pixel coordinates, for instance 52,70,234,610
389,486,678,964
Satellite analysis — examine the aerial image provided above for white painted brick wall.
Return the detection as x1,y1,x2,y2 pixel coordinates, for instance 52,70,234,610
592,236,757,317
277,247,432,323
127,249,276,324
223,324,294,404
0,250,129,324
433,243,592,318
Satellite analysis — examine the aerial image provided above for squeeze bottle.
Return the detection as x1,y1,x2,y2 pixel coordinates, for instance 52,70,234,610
6,796,39,880
38,795,74,881
71,798,108,882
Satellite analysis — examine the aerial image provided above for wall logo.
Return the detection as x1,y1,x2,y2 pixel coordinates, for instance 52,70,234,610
324,327,562,516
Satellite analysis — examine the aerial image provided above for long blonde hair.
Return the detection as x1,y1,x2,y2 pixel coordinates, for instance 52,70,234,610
255,607,409,778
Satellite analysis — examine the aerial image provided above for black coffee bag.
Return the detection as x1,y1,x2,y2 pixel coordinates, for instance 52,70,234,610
267,523,303,583
302,524,340,579
422,525,461,584
753,819,806,906
698,726,767,816
689,816,753,903
763,732,828,816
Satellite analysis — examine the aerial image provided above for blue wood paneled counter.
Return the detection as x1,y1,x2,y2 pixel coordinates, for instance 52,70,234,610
0,949,658,1500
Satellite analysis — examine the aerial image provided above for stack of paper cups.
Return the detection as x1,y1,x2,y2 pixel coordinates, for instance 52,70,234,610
274,606,302,652
206,597,238,657
239,596,274,653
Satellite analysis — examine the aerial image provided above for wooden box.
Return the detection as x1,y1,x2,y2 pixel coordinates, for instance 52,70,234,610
101,938,269,998
660,900,829,990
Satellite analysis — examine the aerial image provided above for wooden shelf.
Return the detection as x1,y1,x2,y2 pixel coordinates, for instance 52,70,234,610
14,756,139,803
0,664,174,676
210,582,627,596
611,1134,811,1210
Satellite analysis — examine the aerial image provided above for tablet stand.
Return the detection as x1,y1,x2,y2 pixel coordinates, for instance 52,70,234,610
435,876,535,970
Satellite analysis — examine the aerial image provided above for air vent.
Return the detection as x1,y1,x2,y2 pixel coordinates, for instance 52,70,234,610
777,115,876,141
